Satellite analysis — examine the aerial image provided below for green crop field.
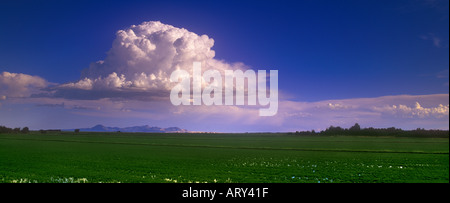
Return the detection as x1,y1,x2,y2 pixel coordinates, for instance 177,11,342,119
0,132,448,183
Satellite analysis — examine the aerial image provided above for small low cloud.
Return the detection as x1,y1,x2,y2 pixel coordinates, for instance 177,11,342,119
373,101,449,118
36,102,65,108
324,103,352,110
420,33,444,48
0,72,48,98
436,69,449,79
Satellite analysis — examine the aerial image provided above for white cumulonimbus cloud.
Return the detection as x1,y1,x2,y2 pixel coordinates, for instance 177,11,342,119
57,21,247,100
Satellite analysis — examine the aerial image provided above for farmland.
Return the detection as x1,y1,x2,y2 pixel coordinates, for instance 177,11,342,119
0,132,448,183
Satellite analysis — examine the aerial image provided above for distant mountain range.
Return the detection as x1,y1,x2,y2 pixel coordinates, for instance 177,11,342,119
64,124,188,133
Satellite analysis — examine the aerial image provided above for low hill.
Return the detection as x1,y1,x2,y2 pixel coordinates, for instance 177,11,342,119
66,124,187,133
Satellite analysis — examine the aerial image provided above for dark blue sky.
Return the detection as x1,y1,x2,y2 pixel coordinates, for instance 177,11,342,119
1,0,448,102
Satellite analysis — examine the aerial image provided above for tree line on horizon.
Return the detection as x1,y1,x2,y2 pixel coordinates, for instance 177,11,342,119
1,123,448,137
294,123,449,137
0,125,29,134
0,125,69,134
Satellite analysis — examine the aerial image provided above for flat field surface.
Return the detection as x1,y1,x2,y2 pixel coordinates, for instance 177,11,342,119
0,133,448,183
